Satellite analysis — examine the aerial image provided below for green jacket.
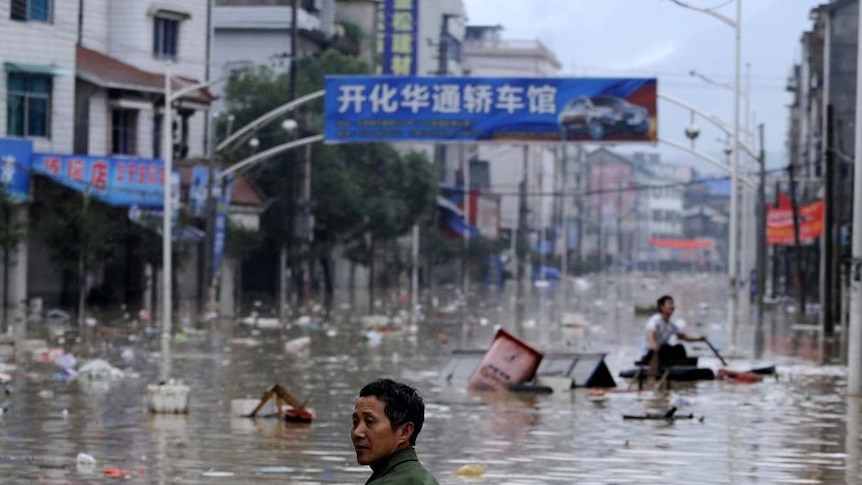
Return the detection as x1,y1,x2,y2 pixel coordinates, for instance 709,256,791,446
364,447,439,485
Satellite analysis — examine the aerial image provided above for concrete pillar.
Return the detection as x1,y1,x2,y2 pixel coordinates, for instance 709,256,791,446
9,204,28,325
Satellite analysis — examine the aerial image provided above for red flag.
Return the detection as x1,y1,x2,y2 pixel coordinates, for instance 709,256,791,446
776,191,792,209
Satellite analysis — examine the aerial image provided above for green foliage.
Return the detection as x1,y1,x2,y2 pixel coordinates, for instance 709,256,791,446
0,187,25,256
219,48,436,277
226,220,263,260
342,22,364,46
38,192,117,273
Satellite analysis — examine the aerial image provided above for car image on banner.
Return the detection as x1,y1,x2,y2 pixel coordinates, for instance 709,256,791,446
558,95,650,141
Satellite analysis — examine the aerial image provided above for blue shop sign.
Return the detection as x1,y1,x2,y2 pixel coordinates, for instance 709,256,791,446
0,138,33,201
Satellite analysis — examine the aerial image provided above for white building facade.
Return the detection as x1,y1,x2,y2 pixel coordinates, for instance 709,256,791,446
461,25,562,251
1,0,214,310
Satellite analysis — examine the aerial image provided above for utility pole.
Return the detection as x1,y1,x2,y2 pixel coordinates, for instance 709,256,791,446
279,0,299,320
428,13,456,306
846,6,862,395
460,144,470,296
557,146,568,310
515,145,529,329
202,115,217,317
821,106,835,350
788,160,805,326
754,123,766,359
771,179,780,299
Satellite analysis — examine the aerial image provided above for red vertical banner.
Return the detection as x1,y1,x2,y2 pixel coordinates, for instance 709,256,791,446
766,200,824,245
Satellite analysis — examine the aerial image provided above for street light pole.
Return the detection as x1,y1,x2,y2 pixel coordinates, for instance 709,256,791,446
162,63,173,340
160,68,227,339
668,0,743,352
729,0,742,352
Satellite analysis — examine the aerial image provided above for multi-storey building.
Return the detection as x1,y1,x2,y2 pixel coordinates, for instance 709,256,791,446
1,0,78,154
786,0,858,334
461,25,561,260
78,0,212,159
1,0,263,313
583,148,636,265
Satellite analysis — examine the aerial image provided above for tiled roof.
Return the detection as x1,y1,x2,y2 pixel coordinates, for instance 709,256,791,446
76,45,215,103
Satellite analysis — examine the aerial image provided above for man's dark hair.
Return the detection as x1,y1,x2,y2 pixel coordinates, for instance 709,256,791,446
359,378,425,446
657,295,674,310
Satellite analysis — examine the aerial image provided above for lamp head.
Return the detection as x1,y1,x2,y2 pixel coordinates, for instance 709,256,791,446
684,124,700,141
281,119,299,133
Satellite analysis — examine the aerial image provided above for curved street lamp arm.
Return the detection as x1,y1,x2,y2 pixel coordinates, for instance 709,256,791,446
659,137,757,189
658,93,759,161
219,134,324,179
216,90,325,154
666,0,737,28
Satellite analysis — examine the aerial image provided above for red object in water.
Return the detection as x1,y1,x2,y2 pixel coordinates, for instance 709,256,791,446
284,407,315,423
468,328,544,392
717,369,763,383
103,468,133,478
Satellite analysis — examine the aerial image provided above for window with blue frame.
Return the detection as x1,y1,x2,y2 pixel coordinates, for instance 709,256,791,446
153,17,179,60
7,73,51,138
10,0,52,22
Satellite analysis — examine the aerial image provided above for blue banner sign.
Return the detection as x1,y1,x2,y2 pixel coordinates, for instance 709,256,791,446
324,76,657,143
212,174,233,276
187,164,232,275
32,154,166,207
0,138,32,201
376,0,418,75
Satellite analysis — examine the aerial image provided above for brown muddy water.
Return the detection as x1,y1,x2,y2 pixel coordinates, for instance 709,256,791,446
0,272,856,484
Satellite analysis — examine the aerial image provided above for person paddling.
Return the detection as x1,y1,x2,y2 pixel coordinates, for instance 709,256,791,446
640,295,706,381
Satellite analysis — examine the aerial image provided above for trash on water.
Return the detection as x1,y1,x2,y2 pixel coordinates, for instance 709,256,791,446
284,336,311,354
241,384,314,423
53,353,77,372
146,379,190,414
467,329,543,392
78,359,124,380
120,348,135,362
202,469,235,477
45,309,70,322
454,464,486,477
76,453,96,473
670,394,691,407
258,466,294,474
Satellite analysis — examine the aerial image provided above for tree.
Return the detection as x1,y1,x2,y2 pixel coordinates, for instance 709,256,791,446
220,49,437,303
37,184,116,326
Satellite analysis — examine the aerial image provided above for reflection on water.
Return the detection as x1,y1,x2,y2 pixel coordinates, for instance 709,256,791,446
0,272,858,483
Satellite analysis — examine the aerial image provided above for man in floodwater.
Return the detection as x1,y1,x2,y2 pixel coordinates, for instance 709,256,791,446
351,378,439,485
641,295,706,371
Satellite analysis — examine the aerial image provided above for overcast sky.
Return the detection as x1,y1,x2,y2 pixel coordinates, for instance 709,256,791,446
462,0,824,175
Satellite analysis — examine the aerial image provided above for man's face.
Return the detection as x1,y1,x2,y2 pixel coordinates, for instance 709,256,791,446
661,299,675,317
351,396,410,467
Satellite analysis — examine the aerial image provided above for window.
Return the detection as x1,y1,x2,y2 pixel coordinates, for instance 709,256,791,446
10,0,51,22
153,17,179,60
112,109,138,155
7,73,51,138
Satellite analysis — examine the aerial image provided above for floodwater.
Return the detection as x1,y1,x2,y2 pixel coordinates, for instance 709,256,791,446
0,271,857,484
